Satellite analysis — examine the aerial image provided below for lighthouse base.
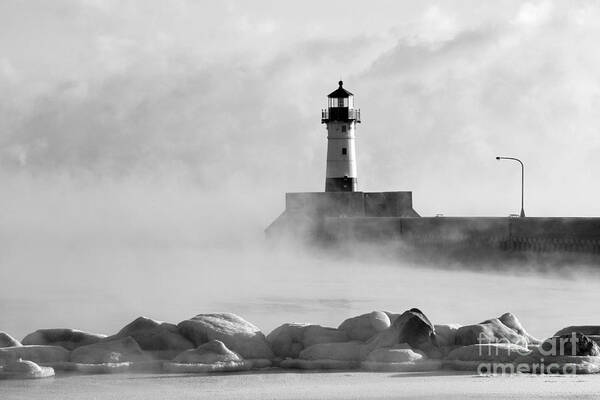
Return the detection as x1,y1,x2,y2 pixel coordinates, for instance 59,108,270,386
325,177,357,192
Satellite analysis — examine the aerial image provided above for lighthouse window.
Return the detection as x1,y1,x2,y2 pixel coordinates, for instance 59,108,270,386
341,125,347,132
342,148,347,155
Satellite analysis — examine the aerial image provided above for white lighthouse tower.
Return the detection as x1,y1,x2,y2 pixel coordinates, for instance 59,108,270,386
321,81,361,192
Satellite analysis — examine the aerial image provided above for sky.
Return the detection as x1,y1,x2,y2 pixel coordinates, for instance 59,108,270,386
2,0,600,225
2,1,600,337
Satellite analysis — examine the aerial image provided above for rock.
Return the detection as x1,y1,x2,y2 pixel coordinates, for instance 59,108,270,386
434,324,461,347
173,340,242,364
444,343,531,372
70,337,150,364
299,341,364,362
454,313,539,348
165,341,272,373
514,341,600,375
385,312,402,324
0,359,55,379
393,308,437,352
338,311,391,342
540,333,600,357
364,345,424,363
364,308,438,356
361,343,443,372
455,318,526,347
303,325,349,348
498,313,541,345
117,316,160,333
266,323,307,359
267,323,348,359
554,326,600,337
0,332,21,348
446,343,529,363
22,329,106,351
178,313,274,359
106,317,194,358
0,345,69,365
370,311,392,332
553,326,600,346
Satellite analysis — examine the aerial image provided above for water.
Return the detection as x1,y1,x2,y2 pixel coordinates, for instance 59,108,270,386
1,240,599,341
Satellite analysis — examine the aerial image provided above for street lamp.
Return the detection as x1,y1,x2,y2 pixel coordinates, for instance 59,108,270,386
496,156,525,218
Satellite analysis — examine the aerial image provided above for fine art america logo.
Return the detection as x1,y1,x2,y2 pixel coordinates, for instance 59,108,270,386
475,332,594,375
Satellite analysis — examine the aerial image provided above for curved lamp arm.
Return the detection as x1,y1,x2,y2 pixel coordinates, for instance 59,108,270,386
496,156,525,218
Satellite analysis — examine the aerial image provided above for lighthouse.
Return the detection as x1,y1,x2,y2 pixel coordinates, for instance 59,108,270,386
321,81,361,192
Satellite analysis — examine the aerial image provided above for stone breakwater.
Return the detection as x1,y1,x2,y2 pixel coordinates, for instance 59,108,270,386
1,310,599,379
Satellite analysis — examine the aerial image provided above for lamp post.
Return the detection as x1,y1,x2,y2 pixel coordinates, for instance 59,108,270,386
496,156,525,218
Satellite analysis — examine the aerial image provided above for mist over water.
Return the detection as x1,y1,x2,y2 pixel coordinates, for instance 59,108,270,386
1,171,599,342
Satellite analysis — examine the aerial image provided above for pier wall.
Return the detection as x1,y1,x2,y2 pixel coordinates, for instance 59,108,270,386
324,217,600,253
267,192,600,254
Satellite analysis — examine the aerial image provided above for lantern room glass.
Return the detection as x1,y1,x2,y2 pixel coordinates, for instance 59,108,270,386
328,96,353,108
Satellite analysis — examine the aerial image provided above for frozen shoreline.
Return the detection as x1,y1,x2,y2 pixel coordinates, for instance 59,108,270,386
2,370,600,400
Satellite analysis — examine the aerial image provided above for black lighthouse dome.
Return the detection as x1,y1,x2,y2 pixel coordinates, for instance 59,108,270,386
328,80,354,98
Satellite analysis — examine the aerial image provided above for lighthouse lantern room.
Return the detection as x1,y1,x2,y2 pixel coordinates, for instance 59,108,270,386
321,81,361,192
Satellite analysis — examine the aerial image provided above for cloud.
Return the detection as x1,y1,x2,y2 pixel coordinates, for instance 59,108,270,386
514,1,554,27
418,5,459,43
1,1,600,233
355,3,600,216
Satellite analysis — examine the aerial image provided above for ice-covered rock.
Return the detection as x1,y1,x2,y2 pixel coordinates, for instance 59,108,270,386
0,332,21,348
514,335,600,375
554,326,600,346
303,325,349,348
364,308,438,356
338,311,391,342
446,343,529,363
299,341,364,362
106,317,194,359
70,337,150,364
0,345,69,365
266,323,307,358
498,313,541,345
364,344,424,363
0,359,55,379
21,329,106,351
172,340,242,364
361,343,442,372
444,343,530,372
370,312,392,332
455,318,526,346
267,323,349,359
454,313,538,347
434,324,461,347
554,325,600,346
541,333,600,357
554,326,600,336
178,313,274,359
164,340,273,373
